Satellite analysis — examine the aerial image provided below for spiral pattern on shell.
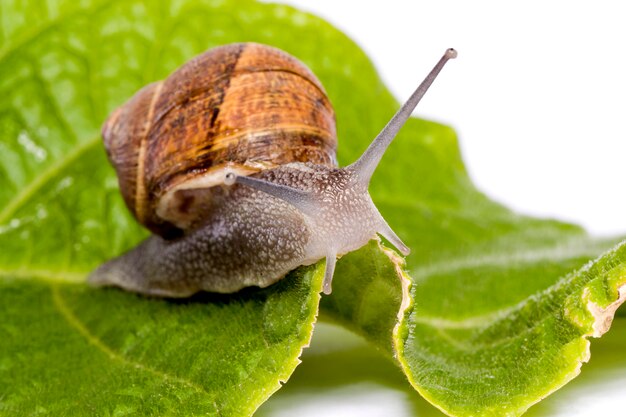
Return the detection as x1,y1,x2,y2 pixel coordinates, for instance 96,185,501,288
102,43,337,238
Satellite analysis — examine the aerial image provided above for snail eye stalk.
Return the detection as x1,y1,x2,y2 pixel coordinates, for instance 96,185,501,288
347,48,457,187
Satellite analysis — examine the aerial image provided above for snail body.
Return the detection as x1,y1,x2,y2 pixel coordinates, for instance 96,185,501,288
89,43,456,296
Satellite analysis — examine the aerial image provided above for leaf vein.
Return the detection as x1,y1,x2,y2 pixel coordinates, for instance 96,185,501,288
0,0,113,65
29,59,80,143
412,239,607,280
0,268,86,283
50,284,217,404
0,135,99,225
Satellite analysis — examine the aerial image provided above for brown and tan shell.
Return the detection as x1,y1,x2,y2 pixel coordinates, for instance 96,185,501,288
102,43,337,238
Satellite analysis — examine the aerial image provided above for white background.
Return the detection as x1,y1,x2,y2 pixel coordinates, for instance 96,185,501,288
278,0,626,236
263,1,626,416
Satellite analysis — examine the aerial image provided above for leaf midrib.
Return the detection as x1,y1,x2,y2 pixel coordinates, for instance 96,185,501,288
0,268,86,283
0,0,114,65
0,135,99,225
411,237,614,280
50,283,218,411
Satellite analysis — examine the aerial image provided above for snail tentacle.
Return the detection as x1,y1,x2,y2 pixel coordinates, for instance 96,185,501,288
347,48,457,187
224,171,319,218
322,253,337,295
376,216,410,256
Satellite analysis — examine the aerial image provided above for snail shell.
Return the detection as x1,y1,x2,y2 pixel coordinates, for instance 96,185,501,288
102,43,337,238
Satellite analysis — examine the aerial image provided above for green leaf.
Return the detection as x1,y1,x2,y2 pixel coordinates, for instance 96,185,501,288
259,318,626,417
398,240,626,417
0,267,323,416
321,240,411,355
321,86,626,415
0,0,337,415
1,1,625,416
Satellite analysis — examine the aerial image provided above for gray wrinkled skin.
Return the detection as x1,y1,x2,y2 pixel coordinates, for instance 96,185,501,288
88,163,383,297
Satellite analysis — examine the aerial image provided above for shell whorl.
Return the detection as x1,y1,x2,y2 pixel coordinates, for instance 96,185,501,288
102,43,337,238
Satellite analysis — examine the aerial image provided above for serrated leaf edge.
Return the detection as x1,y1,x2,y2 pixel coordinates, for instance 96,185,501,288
393,242,626,417
248,263,325,416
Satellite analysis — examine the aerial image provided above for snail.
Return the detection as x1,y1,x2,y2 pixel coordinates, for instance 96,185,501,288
89,43,456,297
